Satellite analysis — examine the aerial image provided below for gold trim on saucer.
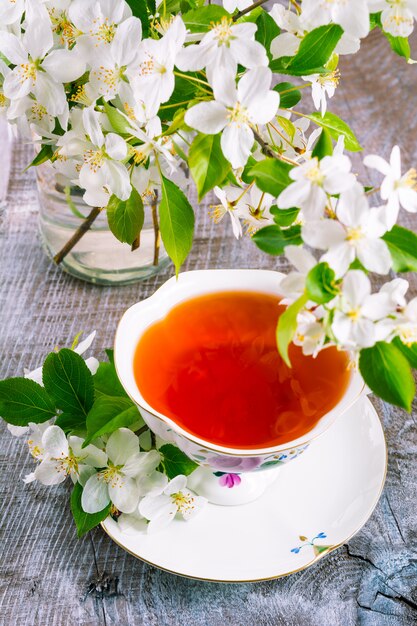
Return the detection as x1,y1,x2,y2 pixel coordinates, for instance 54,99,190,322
100,400,388,583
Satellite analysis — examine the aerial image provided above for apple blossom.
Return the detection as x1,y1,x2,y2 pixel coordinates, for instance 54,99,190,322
302,184,392,276
368,0,417,37
139,474,207,534
185,67,279,168
330,271,393,349
364,145,417,228
278,154,356,218
210,186,243,239
81,429,161,514
176,17,268,91
33,425,107,486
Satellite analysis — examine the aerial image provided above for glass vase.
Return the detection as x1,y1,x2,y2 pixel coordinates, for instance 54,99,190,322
36,162,170,285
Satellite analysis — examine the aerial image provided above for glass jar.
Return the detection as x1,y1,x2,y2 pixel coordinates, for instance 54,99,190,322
36,162,170,285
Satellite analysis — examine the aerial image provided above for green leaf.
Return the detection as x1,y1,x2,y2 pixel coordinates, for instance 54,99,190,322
359,342,415,411
54,412,86,434
382,225,417,272
384,33,410,60
107,188,144,246
125,0,149,36
93,361,129,399
43,349,94,419
70,483,111,538
277,116,296,142
160,444,198,479
189,134,230,201
305,262,339,304
25,144,53,171
277,294,309,368
308,112,362,152
393,337,417,369
159,175,195,276
0,378,56,426
273,82,302,109
270,24,343,75
270,206,299,227
83,396,140,447
182,6,227,32
312,128,333,159
252,224,302,255
248,158,292,196
103,102,132,135
255,9,280,58
241,155,257,184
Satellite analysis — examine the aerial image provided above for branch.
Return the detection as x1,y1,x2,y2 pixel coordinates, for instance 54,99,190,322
251,127,298,166
233,0,269,21
151,191,160,266
53,206,101,265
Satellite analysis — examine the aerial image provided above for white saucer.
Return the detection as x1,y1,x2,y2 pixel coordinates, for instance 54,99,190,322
102,397,387,582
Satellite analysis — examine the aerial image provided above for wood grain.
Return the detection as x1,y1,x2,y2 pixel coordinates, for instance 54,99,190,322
1,27,417,626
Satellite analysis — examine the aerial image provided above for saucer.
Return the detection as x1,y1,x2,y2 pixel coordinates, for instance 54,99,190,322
101,397,387,582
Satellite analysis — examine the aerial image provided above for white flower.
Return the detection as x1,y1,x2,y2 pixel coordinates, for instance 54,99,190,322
302,184,392,276
210,186,243,239
280,245,317,300
368,0,417,37
33,425,107,486
278,155,356,218
304,71,340,116
331,271,393,348
302,0,370,39
185,67,279,169
58,106,131,206
270,5,304,59
0,0,25,26
364,145,417,228
139,475,207,534
88,16,142,101
375,280,417,344
82,429,161,514
222,0,252,13
294,311,327,356
380,277,409,308
68,0,132,54
0,0,85,116
127,16,186,117
235,185,275,234
176,16,268,91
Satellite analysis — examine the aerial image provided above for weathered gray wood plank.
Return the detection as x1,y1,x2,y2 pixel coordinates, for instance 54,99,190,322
0,27,416,626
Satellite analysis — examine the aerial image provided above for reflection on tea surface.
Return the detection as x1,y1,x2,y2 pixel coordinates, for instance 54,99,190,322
134,292,350,449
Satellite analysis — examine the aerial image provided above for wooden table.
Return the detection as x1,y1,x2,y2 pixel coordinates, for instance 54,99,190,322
1,29,416,626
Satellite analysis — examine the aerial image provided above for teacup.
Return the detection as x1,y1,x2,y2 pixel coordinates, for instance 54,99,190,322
114,269,364,505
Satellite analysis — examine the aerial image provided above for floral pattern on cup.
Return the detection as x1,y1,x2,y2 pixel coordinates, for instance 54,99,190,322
214,472,242,488
291,532,332,557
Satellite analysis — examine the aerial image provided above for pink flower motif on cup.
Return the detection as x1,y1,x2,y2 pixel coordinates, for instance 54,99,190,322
218,473,242,488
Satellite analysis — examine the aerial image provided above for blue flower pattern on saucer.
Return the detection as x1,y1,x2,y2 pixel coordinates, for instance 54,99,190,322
291,532,332,557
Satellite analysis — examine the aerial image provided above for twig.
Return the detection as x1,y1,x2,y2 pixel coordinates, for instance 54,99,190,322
233,0,269,21
151,191,160,266
252,127,298,166
53,206,101,265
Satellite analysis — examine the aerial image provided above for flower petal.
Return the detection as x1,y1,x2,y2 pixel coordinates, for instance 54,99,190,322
164,474,188,495
184,101,227,134
357,239,392,275
82,473,110,514
42,49,86,84
42,425,69,458
221,123,253,169
302,220,345,250
108,476,139,513
34,459,67,485
106,428,139,466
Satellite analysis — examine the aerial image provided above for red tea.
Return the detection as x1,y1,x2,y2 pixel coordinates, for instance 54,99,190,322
134,291,350,449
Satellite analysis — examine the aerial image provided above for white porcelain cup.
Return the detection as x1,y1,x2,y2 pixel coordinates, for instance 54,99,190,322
114,270,365,505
